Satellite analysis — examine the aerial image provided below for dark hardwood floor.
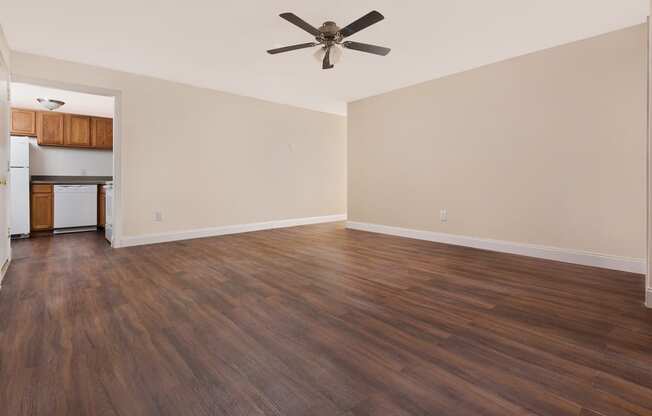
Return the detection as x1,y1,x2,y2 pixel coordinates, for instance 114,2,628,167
1,223,651,415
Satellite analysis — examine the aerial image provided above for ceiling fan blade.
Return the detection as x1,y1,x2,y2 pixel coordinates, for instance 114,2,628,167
342,41,391,56
279,13,321,37
322,46,334,69
267,42,318,54
339,11,384,38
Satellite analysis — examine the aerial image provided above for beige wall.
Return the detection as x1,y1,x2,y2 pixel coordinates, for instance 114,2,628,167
11,52,346,240
349,25,647,260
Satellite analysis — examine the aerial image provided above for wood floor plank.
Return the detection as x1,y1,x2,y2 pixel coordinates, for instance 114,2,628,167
1,223,651,415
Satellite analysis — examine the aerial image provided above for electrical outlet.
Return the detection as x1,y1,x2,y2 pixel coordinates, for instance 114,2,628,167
154,211,163,222
440,209,448,223
81,169,87,176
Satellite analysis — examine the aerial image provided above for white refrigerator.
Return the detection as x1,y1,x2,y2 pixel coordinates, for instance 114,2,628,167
10,137,30,236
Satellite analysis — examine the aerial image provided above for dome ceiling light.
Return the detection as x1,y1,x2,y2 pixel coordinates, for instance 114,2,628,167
37,98,65,111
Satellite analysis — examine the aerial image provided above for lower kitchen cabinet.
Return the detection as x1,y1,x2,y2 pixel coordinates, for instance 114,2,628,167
31,184,54,231
98,185,106,227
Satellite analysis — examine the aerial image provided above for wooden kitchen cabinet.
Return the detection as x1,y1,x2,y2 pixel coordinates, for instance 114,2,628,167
37,112,65,146
64,114,91,147
91,117,113,149
98,185,106,227
11,108,37,136
15,108,112,150
31,184,54,231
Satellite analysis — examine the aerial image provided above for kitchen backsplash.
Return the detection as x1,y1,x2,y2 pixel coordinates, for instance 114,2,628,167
27,137,113,176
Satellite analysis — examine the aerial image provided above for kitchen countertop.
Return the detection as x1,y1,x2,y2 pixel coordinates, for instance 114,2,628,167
31,175,113,185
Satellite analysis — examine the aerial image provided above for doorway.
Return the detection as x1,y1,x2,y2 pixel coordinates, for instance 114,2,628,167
8,75,122,252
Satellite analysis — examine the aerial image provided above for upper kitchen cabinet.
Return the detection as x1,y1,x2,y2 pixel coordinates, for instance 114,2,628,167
64,114,91,147
10,108,37,136
37,112,65,146
24,108,113,150
91,117,113,150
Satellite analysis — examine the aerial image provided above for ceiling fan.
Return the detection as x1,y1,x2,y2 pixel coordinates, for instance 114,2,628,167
267,10,390,69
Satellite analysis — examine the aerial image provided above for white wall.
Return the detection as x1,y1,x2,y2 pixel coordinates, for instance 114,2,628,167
0,25,11,283
348,25,647,271
10,52,347,243
25,138,112,176
11,82,114,117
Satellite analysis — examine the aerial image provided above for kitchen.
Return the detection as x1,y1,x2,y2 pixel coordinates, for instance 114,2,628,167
9,82,114,244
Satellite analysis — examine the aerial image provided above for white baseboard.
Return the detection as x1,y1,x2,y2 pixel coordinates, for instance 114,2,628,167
346,221,646,274
117,214,347,248
646,289,652,308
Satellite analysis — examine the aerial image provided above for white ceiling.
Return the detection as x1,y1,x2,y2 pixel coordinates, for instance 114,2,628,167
11,82,114,117
1,1,648,115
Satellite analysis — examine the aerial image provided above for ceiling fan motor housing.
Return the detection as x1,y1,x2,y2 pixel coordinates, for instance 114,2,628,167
315,21,342,43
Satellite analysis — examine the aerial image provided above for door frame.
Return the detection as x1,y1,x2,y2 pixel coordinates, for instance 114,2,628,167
11,75,123,248
647,14,651,308
0,46,10,284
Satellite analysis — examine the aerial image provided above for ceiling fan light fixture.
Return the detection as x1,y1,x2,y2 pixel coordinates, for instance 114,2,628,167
37,98,65,111
313,45,342,65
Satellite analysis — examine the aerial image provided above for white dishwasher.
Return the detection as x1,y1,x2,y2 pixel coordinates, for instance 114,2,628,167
54,185,98,233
